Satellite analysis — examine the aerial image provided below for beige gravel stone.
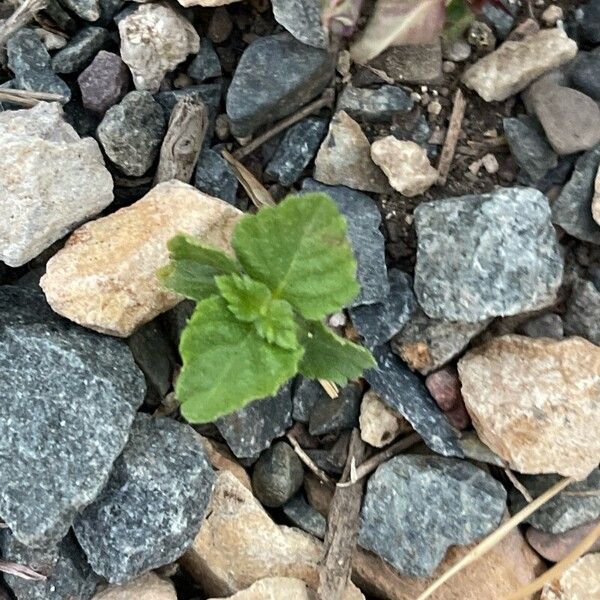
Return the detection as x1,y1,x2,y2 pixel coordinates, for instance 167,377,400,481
462,29,577,102
541,554,600,599
209,577,312,600
359,390,411,448
458,335,600,479
41,181,240,337
92,573,177,600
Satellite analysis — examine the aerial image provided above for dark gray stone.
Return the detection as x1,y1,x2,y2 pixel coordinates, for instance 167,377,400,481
337,85,413,123
282,494,326,538
74,415,215,584
97,91,166,176
51,27,109,74
251,442,304,507
481,0,515,38
517,312,564,339
391,112,431,147
97,0,125,25
0,286,145,548
308,382,362,436
301,179,389,306
364,346,463,457
194,147,238,205
564,278,600,344
292,376,329,423
359,455,507,576
369,41,443,85
265,117,328,186
272,0,326,48
568,51,600,101
575,0,600,46
44,0,77,34
457,431,504,467
552,144,600,244
350,269,416,349
216,383,293,460
509,469,600,534
415,187,564,322
59,0,100,20
64,100,102,138
0,531,100,600
226,33,334,137
7,29,70,101
187,38,222,82
503,115,558,182
518,154,577,193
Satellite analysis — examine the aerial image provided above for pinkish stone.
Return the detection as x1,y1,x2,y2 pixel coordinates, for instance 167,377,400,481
526,520,600,562
425,366,471,430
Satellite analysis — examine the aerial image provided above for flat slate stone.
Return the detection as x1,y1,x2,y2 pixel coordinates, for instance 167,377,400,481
74,414,215,584
364,345,463,457
369,41,443,85
308,382,362,436
51,27,109,74
337,85,413,123
271,0,326,48
301,179,389,306
292,376,329,423
282,494,326,539
194,147,238,205
0,286,145,548
414,187,564,322
187,38,222,82
359,455,507,576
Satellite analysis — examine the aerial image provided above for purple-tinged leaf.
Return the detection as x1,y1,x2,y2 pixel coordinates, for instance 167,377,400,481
321,0,365,39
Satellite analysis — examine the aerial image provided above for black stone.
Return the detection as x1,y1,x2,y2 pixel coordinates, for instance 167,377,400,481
564,277,600,344
481,0,515,38
568,51,600,101
187,38,222,82
292,376,328,423
337,85,413,123
51,27,109,74
282,494,326,538
576,0,600,46
308,382,362,436
194,147,238,205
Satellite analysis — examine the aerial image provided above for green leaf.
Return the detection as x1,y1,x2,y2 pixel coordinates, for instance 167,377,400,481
158,234,239,301
298,320,376,385
255,299,298,350
177,296,303,423
232,193,359,320
443,0,475,40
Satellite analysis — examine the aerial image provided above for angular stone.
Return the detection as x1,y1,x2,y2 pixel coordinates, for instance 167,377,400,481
337,85,413,123
194,147,238,205
517,312,564,339
481,0,515,38
0,102,113,267
365,346,463,457
462,29,577,102
457,430,505,467
564,278,600,345
425,366,470,431
271,0,325,48
359,389,411,448
74,415,215,584
201,436,252,490
51,27,109,74
369,42,442,85
282,494,327,539
118,3,200,92
458,335,600,479
187,38,222,82
371,137,438,197
302,179,389,306
60,0,100,20
226,33,333,138
0,286,145,547
34,27,68,51
40,181,240,337
308,382,362,436
91,573,177,600
568,51,600,101
210,577,313,600
314,111,390,193
526,520,600,562
414,187,563,322
292,377,328,423
541,554,600,600
359,455,506,576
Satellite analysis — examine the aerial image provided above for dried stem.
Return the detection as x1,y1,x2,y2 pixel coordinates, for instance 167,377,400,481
0,88,66,107
504,468,533,503
0,559,46,581
0,0,48,48
286,432,335,489
437,87,466,186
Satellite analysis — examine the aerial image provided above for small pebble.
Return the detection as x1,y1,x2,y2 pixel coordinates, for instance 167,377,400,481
442,60,456,74
542,4,563,27
208,6,233,43
427,100,442,115
482,153,499,174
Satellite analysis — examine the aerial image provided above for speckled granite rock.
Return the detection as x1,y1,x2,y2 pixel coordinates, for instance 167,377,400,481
74,415,215,584
564,278,600,344
292,377,327,423
91,573,177,600
541,554,600,600
194,147,239,205
51,27,109,74
271,0,326,48
60,0,100,20
337,85,413,123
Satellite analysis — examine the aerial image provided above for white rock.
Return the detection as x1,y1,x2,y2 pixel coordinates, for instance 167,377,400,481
92,572,177,600
541,5,564,27
541,553,600,599
359,390,410,448
118,3,200,92
0,102,113,267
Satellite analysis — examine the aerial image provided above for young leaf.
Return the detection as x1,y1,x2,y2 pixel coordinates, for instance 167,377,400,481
350,0,446,65
255,298,298,350
158,234,239,301
232,193,359,320
177,296,303,423
298,320,376,385
321,0,365,39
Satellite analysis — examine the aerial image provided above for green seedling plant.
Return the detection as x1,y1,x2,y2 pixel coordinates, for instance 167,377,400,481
159,192,376,423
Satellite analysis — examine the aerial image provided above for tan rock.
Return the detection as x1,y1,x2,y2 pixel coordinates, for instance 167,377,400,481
359,390,411,448
177,0,241,5
200,436,252,491
370,137,438,197
462,29,577,102
458,335,600,479
303,472,333,517
40,181,240,337
208,577,312,600
541,554,600,599
92,572,176,600
314,111,390,193
592,166,600,226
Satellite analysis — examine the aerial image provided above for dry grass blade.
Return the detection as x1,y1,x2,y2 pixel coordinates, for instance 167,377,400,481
221,149,275,208
0,88,66,107
437,88,466,185
415,476,575,600
286,432,335,489
0,0,48,48
0,559,46,581
319,378,339,398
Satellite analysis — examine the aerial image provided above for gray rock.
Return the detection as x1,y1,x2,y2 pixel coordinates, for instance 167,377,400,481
509,469,600,534
350,269,416,349
0,286,145,547
301,179,389,306
414,187,564,322
517,312,564,339
187,38,222,82
564,278,600,344
369,41,443,85
60,0,100,21
457,431,504,467
568,51,600,101
271,0,326,48
97,91,166,176
251,442,304,507
282,494,326,538
481,0,515,38
364,346,463,457
292,376,328,423
441,39,472,62
226,33,334,138
359,455,506,576
308,382,362,436
97,0,125,25
51,27,109,74
0,531,100,600
216,383,293,460
7,29,70,101
503,115,557,182
552,144,600,244
194,147,238,205
265,117,328,187
337,85,413,123
74,414,215,584
573,0,600,46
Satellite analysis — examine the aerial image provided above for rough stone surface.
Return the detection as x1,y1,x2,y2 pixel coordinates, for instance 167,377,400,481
97,91,166,176
51,27,108,74
292,377,328,423
271,0,326,48
176,0,242,6
462,29,577,102
0,286,145,547
0,102,113,267
314,111,390,193
541,554,600,600
337,85,413,123
226,32,333,137
74,415,215,584
425,366,471,431
210,578,313,600
564,278,600,345
302,179,389,306
517,312,564,339
371,137,438,197
365,346,463,458
369,42,442,85
308,382,362,436
282,494,327,539
459,335,600,479
40,181,240,337
594,166,600,226
457,431,504,467
414,187,563,322
359,455,506,576
60,0,100,20
526,520,600,562
359,390,411,448
92,573,177,600
34,27,68,50
118,3,200,92
194,147,239,205
187,38,222,81
78,51,130,114
568,51,600,101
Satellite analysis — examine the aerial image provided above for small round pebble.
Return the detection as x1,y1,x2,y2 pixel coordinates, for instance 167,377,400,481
542,4,563,27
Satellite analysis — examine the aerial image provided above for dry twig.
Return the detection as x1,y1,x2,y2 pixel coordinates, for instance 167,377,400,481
286,432,335,489
0,0,47,49
0,88,66,107
0,559,46,581
504,467,533,503
221,149,275,208
436,87,467,186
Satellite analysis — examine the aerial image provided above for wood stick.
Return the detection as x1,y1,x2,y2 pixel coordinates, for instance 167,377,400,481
286,432,335,489
0,559,46,581
0,88,66,107
437,87,466,186
504,467,533,503
0,0,47,48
